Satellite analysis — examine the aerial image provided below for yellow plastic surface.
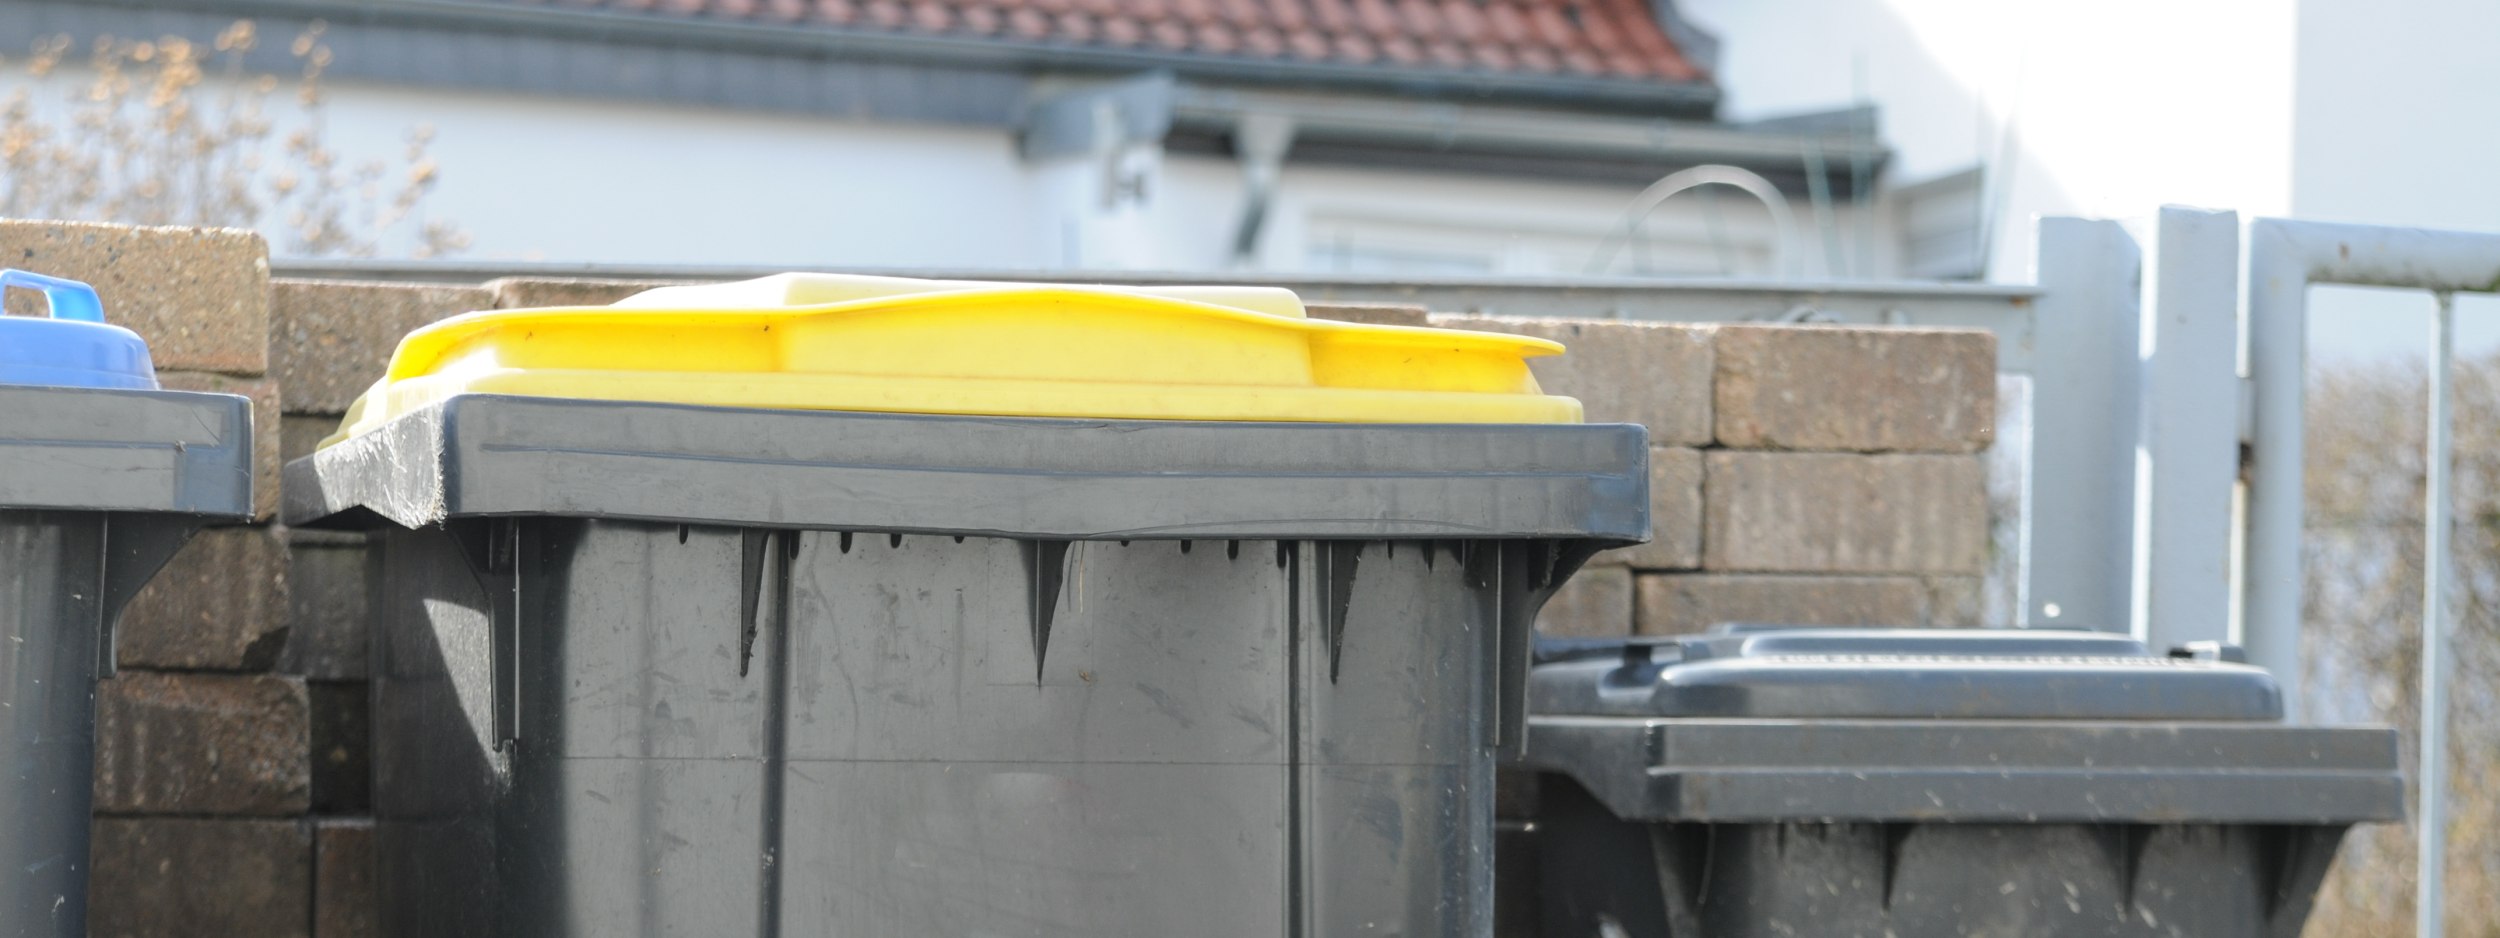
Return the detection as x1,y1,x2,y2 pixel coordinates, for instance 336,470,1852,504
323,273,1580,446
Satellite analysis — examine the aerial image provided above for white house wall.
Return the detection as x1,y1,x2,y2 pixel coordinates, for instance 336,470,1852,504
1682,0,2299,281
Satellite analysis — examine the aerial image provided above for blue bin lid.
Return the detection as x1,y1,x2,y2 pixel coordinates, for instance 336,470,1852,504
0,269,159,390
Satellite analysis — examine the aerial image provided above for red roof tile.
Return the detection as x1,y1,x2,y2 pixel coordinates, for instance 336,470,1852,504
523,0,1703,84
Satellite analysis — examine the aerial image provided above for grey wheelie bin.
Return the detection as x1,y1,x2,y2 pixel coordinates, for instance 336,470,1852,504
281,274,1649,937
1,270,254,938
1515,626,2406,938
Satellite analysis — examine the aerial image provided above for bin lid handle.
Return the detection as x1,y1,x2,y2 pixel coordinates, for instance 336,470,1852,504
0,269,105,322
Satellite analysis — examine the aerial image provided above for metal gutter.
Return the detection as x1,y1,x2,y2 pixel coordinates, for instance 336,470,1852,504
80,0,1721,115
1168,87,1883,173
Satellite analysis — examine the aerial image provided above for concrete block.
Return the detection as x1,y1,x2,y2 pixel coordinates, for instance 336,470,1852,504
1600,446,1703,569
93,672,309,815
486,276,694,309
1703,452,1989,574
1926,575,1989,627
1635,573,1929,636
314,818,376,938
117,524,289,671
1428,315,1714,445
1534,565,1633,637
272,280,495,415
89,817,310,938
285,533,370,681
156,371,280,520
1714,324,1996,452
0,220,270,375
308,681,371,815
283,414,345,465
1304,301,1430,327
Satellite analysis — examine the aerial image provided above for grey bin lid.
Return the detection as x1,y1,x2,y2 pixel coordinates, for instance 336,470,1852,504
1524,625,2406,824
1531,625,2284,721
0,385,253,517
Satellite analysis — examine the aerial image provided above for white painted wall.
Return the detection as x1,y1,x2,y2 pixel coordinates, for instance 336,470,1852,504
7,62,1871,277
2290,0,2500,362
312,80,1053,267
1681,0,2299,280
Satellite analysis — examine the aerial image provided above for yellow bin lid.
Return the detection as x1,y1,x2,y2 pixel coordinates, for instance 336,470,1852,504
323,273,1581,447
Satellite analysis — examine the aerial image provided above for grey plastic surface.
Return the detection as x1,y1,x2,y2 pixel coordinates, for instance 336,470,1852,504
0,385,254,516
2,387,252,938
282,395,1649,542
1530,627,2285,721
304,395,1647,937
1515,626,2405,938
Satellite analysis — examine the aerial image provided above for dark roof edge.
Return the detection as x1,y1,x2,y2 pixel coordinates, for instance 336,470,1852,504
101,0,1721,115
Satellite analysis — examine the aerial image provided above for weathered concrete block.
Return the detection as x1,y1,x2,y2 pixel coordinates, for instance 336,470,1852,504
1304,301,1431,327
1427,315,1714,445
0,220,270,375
487,276,694,309
285,531,370,681
94,672,309,815
314,818,376,938
155,371,280,520
307,680,371,815
1601,446,1703,570
272,280,495,415
1535,565,1633,637
1714,324,1995,452
117,524,289,671
1634,573,1930,635
1926,575,1988,627
1703,452,1989,574
282,414,346,465
90,817,310,938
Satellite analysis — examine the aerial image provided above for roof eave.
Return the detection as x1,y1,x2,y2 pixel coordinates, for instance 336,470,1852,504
111,0,1722,115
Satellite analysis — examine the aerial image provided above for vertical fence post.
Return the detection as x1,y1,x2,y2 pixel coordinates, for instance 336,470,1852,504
2419,291,2456,938
2134,207,2241,649
2025,218,2143,630
2242,218,2309,716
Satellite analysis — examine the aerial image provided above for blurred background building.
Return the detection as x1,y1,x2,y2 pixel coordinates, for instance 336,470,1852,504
7,0,1906,277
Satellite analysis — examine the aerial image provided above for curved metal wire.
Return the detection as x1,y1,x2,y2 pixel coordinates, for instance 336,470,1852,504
1584,165,1800,278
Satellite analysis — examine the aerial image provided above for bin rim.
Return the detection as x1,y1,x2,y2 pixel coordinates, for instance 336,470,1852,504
284,394,1651,545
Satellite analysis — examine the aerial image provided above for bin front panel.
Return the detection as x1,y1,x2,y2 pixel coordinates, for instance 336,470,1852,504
0,511,105,938
776,534,1293,935
372,521,1521,937
1298,541,1496,936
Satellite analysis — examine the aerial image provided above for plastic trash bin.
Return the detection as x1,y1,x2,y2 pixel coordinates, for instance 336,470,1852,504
0,270,254,938
284,274,1650,937
1512,626,2405,938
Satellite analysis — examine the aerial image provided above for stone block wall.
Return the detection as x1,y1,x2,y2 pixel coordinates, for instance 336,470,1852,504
20,221,1994,933
1430,316,1998,638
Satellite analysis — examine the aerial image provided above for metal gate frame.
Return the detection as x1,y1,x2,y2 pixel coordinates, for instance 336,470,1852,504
2242,218,2500,938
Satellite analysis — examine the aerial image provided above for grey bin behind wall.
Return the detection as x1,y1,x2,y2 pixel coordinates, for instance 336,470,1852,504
1514,627,2406,938
1,386,254,938
284,395,1649,938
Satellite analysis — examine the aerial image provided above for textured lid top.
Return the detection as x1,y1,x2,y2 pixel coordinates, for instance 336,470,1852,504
0,270,159,391
322,273,1582,447
1530,625,2284,721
